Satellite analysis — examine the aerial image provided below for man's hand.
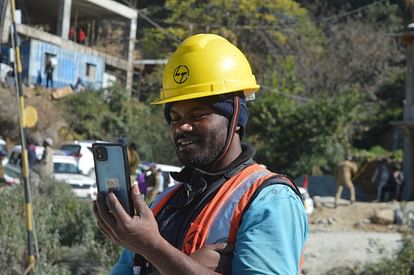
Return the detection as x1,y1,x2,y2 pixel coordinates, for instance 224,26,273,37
93,184,162,255
190,243,233,275
93,185,231,275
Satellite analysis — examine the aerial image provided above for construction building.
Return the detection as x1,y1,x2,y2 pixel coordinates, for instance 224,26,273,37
0,0,137,93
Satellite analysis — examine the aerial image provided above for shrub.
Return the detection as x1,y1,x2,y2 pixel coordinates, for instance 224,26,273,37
0,178,122,274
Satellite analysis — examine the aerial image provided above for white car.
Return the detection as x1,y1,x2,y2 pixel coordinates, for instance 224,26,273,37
0,137,8,165
299,187,314,215
5,146,97,199
5,144,45,184
0,63,12,84
53,155,97,200
59,140,107,177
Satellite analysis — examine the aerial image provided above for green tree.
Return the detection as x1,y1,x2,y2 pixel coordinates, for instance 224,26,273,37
58,85,178,164
248,84,373,176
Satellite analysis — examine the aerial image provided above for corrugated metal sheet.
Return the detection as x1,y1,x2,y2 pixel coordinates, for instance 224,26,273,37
27,39,105,89
1,39,105,89
0,42,30,80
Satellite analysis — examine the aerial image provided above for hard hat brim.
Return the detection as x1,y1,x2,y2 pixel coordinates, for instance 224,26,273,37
152,85,260,105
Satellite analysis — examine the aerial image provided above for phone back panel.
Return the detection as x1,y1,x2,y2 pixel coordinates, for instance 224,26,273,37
93,143,132,215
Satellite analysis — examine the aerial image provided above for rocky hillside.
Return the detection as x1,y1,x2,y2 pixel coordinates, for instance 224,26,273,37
0,85,68,148
304,196,414,274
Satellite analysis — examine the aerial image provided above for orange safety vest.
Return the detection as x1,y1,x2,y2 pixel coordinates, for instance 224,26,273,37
151,163,304,271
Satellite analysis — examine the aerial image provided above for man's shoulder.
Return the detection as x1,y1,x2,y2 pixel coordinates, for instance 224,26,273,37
245,167,302,200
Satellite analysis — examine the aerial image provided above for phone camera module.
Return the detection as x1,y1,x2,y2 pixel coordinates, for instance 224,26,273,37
95,146,108,161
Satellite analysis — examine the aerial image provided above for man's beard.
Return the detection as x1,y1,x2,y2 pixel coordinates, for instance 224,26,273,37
174,132,226,169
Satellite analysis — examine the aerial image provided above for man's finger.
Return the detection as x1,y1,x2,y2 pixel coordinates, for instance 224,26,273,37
204,243,234,254
95,193,117,227
220,244,234,254
97,219,114,238
94,200,116,236
94,202,117,239
131,184,152,218
106,192,133,224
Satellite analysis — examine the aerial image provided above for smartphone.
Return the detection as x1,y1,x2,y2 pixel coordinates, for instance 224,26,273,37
92,143,134,216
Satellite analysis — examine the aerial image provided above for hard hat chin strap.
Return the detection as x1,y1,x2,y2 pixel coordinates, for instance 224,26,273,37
214,96,240,164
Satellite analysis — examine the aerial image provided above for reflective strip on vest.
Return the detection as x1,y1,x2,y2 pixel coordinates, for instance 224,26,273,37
205,168,271,244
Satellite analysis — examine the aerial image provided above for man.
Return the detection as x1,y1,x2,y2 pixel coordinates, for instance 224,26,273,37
0,150,7,193
0,150,6,183
335,155,358,207
38,138,54,179
94,34,308,274
144,163,162,204
371,158,391,202
45,58,54,89
127,142,141,185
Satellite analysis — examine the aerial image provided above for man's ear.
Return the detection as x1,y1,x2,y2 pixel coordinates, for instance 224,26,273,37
235,126,242,139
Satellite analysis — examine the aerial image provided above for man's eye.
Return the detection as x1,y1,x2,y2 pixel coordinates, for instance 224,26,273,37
191,113,208,120
170,116,180,122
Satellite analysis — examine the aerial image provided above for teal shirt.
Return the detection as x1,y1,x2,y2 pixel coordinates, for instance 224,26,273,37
111,184,308,274
232,184,308,274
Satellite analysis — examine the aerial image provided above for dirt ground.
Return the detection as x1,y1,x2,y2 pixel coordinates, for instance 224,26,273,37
303,197,413,274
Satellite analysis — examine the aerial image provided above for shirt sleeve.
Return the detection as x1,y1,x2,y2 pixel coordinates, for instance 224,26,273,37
232,184,308,275
111,249,134,275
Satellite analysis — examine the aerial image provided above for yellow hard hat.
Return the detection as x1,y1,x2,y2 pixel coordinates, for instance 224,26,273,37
152,33,260,104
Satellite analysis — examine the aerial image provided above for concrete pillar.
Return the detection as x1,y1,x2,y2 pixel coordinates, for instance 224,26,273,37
125,17,137,95
402,42,414,200
1,0,11,43
57,0,72,39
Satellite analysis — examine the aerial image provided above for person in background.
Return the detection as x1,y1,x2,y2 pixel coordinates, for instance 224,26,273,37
44,58,54,89
0,151,6,183
38,138,54,179
71,77,85,92
0,150,6,192
392,166,404,201
94,33,307,274
371,158,391,202
335,155,358,207
77,27,86,45
137,169,147,197
36,70,42,87
127,142,140,185
145,163,161,204
386,159,404,201
27,142,37,170
69,27,76,41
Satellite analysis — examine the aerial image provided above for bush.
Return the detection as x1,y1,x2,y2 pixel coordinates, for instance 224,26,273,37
0,178,122,274
326,232,414,274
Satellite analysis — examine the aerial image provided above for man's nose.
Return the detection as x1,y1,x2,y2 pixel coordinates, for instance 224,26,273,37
176,121,193,133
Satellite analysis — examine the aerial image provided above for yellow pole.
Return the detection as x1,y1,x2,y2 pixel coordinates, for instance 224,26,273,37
8,0,37,273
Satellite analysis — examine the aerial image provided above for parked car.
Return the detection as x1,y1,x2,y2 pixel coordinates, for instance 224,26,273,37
0,137,8,165
5,146,97,199
59,140,106,177
6,144,44,181
53,155,97,200
0,62,12,84
3,164,20,186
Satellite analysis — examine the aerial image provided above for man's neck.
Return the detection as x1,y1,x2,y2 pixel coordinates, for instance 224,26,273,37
171,144,256,183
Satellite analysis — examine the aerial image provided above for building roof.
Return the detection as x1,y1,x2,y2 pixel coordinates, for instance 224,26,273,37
22,0,137,24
